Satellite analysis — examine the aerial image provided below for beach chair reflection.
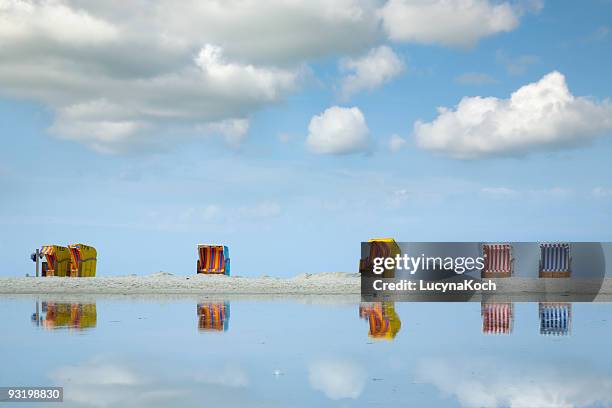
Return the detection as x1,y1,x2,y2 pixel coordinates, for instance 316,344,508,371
359,302,401,340
481,302,514,335
539,303,571,336
31,301,97,330
197,302,230,332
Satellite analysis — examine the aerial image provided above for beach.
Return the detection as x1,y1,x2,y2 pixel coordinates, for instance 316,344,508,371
3,273,612,302
0,272,361,295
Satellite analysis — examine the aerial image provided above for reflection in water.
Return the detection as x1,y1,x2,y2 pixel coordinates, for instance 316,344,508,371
197,302,230,332
309,359,366,400
481,302,514,335
416,356,612,408
539,302,571,336
31,301,97,330
359,302,401,340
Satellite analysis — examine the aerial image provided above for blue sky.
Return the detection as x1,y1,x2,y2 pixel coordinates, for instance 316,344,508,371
1,0,611,277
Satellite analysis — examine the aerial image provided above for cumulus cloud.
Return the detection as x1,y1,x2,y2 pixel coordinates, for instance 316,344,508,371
414,71,612,159
0,0,536,153
308,359,366,400
9,39,298,153
0,0,382,153
339,46,404,98
306,106,371,154
0,0,118,45
379,0,520,47
416,357,612,408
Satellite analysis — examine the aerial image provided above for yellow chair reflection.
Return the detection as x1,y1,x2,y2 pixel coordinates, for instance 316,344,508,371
359,302,401,340
32,302,97,330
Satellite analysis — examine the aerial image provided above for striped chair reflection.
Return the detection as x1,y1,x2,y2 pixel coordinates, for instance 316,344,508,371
39,302,97,330
539,243,571,278
359,302,401,340
482,244,513,278
481,302,513,335
197,302,230,332
539,303,571,336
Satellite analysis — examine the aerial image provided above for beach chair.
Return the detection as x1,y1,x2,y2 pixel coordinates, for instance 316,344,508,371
481,302,513,335
359,238,400,278
539,243,571,278
40,245,71,277
481,243,513,278
197,245,230,275
68,244,97,277
539,303,571,336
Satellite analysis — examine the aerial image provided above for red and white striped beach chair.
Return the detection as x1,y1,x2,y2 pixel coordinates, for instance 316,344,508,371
482,243,513,278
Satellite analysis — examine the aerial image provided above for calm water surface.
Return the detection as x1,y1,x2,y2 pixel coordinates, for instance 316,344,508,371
1,297,611,407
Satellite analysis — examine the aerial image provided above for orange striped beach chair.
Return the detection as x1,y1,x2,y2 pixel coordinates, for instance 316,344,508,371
197,245,230,275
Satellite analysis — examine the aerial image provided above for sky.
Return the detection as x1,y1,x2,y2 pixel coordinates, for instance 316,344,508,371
1,0,611,277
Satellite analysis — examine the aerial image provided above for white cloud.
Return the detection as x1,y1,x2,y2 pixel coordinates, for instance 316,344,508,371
306,106,370,154
12,41,298,153
416,357,612,408
0,0,541,154
309,359,366,400
379,0,519,47
340,46,404,98
201,118,250,148
0,0,382,153
0,0,118,45
388,134,407,153
415,71,612,159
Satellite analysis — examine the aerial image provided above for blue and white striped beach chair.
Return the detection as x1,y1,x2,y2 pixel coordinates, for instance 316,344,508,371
539,243,571,278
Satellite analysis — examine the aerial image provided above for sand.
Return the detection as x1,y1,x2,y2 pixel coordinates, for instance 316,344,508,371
3,273,612,301
0,272,361,295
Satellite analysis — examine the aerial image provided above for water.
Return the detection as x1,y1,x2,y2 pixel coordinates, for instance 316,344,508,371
1,297,611,407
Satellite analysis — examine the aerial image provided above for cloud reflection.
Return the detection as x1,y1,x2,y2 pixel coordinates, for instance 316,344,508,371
308,359,366,400
416,357,612,408
49,358,266,408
